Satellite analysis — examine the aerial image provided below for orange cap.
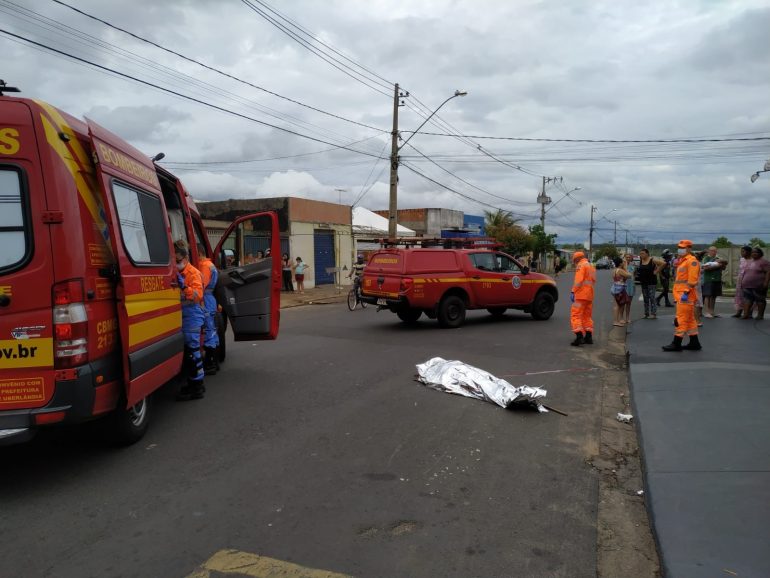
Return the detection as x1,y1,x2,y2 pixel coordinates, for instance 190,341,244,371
677,239,693,248
573,251,585,260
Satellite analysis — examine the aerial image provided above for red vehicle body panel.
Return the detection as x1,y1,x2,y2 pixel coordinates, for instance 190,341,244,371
0,95,280,444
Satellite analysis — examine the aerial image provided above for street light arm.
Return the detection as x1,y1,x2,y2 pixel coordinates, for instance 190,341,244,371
398,90,467,150
544,187,581,215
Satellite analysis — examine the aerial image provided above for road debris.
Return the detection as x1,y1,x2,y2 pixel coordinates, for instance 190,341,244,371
616,413,633,423
415,357,548,412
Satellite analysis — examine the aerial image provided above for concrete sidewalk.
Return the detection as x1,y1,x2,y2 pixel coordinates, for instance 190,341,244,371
625,301,770,578
279,284,349,309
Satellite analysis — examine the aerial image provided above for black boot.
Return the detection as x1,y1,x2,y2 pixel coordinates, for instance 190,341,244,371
204,347,218,375
583,331,593,345
683,335,702,351
662,336,683,352
570,332,584,347
176,383,193,401
189,379,205,400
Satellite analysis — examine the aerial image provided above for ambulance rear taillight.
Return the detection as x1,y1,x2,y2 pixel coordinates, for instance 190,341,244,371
52,279,88,368
399,277,414,294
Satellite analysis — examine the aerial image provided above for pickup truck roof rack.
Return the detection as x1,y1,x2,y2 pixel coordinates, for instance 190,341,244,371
361,236,502,249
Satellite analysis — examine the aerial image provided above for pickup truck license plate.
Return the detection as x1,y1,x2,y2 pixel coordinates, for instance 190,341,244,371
376,298,387,306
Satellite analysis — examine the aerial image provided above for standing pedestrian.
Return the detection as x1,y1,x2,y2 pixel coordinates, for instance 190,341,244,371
623,253,637,324
569,251,596,346
656,249,674,307
553,254,562,277
662,240,702,352
294,257,309,293
197,244,220,375
732,245,752,317
281,253,294,292
740,247,770,320
701,246,728,318
611,256,632,326
174,240,206,399
637,248,665,319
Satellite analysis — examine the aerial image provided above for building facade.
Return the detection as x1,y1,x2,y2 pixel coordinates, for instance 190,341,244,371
198,197,353,289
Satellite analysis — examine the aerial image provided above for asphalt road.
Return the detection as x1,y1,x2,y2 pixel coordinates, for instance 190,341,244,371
1,273,618,578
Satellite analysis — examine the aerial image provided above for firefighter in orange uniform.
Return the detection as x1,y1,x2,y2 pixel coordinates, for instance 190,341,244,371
570,251,596,346
197,243,220,375
663,240,702,351
174,240,206,400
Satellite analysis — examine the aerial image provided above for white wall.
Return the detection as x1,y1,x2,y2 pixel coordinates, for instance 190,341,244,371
288,222,354,289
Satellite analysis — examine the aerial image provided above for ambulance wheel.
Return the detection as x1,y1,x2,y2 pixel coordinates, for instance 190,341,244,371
438,295,466,328
531,291,555,320
397,308,422,323
487,307,507,318
107,396,151,446
216,312,227,362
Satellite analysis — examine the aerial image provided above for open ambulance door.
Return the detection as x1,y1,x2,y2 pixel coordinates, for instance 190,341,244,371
87,120,183,408
214,213,281,341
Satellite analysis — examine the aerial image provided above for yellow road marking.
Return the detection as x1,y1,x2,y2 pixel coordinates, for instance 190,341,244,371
187,549,353,578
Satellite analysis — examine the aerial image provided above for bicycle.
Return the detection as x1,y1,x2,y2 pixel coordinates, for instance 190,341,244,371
347,281,368,311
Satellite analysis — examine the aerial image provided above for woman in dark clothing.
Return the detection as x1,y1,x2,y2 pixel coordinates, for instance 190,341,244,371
281,253,294,292
637,248,664,319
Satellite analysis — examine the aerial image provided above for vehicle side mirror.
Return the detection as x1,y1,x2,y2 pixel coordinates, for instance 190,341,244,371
521,266,530,275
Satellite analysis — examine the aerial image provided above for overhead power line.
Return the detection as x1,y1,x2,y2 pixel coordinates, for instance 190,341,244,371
240,0,392,98
399,131,770,143
49,0,386,132
0,28,385,158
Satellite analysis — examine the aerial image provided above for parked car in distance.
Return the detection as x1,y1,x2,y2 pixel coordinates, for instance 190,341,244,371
595,256,612,269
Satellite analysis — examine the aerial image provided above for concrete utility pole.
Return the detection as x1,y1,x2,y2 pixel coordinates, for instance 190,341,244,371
388,83,402,240
538,176,561,269
614,220,617,245
588,204,596,261
387,86,467,241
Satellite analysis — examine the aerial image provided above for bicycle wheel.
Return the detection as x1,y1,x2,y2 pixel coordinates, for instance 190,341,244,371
347,289,358,311
359,292,368,308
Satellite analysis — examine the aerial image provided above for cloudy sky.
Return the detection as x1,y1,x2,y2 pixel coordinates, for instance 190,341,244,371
2,0,769,246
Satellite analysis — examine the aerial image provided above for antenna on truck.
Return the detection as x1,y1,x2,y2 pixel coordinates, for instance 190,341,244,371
0,80,21,95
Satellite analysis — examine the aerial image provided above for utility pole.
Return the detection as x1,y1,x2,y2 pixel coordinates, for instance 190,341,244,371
388,83,402,241
625,229,628,250
613,220,617,245
537,176,560,270
588,204,596,261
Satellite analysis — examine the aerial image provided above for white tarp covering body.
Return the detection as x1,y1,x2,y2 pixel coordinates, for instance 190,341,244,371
416,357,548,412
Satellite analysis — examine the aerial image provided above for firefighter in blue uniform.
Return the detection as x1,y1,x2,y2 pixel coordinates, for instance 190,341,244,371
197,243,220,375
175,240,206,400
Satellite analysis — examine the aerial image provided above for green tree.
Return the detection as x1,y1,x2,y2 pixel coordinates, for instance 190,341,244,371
484,209,516,231
748,237,766,248
595,244,620,261
529,224,558,256
712,236,732,248
484,210,533,256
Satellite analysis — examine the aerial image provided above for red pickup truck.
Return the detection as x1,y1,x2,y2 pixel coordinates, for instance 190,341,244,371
360,247,558,327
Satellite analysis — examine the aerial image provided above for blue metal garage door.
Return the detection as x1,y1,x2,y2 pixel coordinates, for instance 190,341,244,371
314,230,335,285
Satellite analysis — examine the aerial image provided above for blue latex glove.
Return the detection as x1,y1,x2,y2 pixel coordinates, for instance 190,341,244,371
570,292,575,303
680,292,689,303
177,272,186,289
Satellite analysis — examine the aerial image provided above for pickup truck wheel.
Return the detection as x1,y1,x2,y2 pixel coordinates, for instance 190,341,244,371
397,308,422,323
106,396,151,446
531,291,555,320
487,307,507,318
438,295,466,328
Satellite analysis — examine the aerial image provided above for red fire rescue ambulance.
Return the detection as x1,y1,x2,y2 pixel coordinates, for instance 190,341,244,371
0,84,280,445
